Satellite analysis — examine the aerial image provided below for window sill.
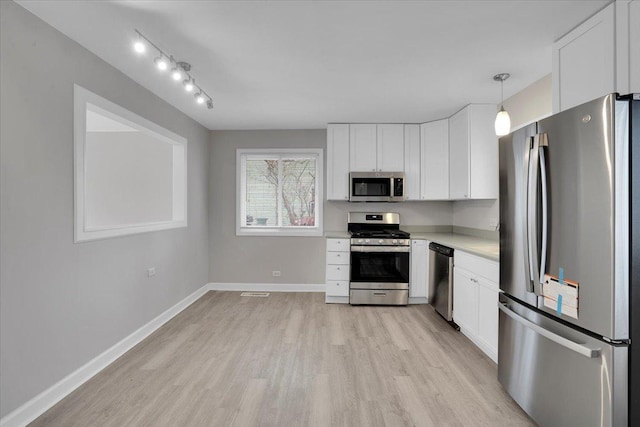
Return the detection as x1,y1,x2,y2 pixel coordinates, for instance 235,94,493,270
236,226,323,237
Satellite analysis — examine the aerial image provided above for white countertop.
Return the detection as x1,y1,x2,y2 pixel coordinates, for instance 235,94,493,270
409,232,499,262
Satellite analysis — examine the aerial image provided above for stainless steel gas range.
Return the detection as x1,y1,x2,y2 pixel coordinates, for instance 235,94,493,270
347,212,410,305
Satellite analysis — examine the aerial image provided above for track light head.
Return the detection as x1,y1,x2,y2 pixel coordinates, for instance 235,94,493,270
133,40,146,54
195,92,205,104
206,99,214,109
171,67,183,81
154,56,168,71
183,79,194,92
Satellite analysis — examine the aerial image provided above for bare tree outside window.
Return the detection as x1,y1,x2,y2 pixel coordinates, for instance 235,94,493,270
244,156,317,228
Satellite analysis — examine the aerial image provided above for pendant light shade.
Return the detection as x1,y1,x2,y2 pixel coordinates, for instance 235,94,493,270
493,73,511,136
495,107,511,136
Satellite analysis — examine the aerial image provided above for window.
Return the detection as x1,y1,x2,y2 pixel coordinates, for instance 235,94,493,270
237,149,323,236
74,85,187,242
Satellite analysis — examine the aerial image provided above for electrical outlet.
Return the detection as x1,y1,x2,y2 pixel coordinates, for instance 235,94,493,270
272,270,281,277
147,267,156,277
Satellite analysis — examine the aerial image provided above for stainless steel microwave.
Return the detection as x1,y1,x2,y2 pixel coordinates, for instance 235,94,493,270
349,172,405,202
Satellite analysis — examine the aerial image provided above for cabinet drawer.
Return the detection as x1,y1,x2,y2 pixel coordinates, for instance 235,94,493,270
326,265,349,281
326,251,349,265
455,250,498,283
326,280,349,297
326,239,350,251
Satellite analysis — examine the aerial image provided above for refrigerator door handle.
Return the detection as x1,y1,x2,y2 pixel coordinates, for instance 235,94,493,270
527,135,541,293
498,302,601,358
538,134,549,287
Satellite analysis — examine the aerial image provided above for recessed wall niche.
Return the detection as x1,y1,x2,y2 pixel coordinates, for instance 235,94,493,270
74,85,187,242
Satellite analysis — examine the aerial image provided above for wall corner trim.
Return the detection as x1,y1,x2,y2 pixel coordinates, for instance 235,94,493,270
0,284,210,427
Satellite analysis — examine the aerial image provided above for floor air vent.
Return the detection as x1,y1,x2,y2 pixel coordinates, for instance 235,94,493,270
240,292,270,297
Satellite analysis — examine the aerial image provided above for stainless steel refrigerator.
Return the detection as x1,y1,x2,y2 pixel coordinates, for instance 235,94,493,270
498,93,639,426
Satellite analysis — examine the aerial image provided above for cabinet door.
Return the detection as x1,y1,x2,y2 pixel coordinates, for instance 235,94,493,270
552,4,615,112
377,124,404,171
468,105,499,199
477,279,499,362
448,108,470,200
326,280,349,297
420,120,449,200
349,124,377,172
403,124,421,200
326,124,350,200
453,267,477,334
410,240,429,298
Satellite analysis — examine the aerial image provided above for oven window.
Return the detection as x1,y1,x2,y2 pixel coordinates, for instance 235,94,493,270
350,252,410,283
352,178,390,197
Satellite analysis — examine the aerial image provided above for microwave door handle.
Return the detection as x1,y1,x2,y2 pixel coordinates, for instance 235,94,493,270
527,134,541,295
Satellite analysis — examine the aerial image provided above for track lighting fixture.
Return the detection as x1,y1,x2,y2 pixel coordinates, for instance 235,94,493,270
132,29,214,110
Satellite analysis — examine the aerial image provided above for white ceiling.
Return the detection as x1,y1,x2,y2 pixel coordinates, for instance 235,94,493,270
16,0,609,130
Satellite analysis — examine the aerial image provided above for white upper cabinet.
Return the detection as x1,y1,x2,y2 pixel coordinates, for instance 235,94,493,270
350,124,404,172
552,4,615,112
403,124,421,200
553,1,639,113
349,124,377,172
326,124,350,201
377,124,405,171
420,120,449,200
448,105,498,200
448,109,469,199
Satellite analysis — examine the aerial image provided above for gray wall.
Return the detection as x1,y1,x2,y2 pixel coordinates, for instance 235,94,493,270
209,130,452,285
0,1,209,417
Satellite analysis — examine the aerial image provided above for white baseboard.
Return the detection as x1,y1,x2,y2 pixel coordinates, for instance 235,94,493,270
208,282,324,292
0,283,210,427
325,295,349,304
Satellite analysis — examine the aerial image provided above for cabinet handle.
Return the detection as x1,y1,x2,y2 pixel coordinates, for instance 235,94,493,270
373,292,387,296
336,267,341,270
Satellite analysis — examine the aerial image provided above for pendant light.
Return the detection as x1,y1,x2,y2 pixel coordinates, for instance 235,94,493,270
493,73,511,136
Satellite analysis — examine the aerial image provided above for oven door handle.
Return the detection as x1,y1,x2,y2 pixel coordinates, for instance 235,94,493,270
350,246,411,253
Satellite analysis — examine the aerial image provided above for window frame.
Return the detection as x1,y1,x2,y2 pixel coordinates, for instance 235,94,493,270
74,85,187,243
236,148,323,237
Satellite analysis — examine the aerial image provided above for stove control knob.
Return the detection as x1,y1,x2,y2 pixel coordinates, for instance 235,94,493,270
358,239,364,244
379,239,384,244
365,239,370,243
392,239,398,244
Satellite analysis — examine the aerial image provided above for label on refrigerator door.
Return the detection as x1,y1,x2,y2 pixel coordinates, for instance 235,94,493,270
542,274,579,319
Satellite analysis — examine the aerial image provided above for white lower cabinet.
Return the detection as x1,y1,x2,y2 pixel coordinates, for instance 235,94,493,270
410,240,429,300
453,267,478,333
453,250,499,362
325,238,350,303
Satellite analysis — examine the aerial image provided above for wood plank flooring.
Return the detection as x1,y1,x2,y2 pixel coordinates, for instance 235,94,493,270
31,292,535,426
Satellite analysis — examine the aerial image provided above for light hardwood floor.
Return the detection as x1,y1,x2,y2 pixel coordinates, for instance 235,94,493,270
31,292,535,426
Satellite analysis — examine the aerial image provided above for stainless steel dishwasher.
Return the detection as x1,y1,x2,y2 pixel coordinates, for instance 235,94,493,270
428,242,454,322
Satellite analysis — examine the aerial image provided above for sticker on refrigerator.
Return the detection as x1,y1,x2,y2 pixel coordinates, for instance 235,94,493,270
542,273,579,319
